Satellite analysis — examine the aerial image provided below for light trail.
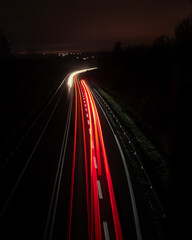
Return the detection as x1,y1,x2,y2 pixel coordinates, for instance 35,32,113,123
76,79,90,239
81,81,102,240
67,76,78,240
81,80,123,240
43,87,74,240
66,68,97,240
67,68,97,89
66,69,123,239
0,73,71,222
82,82,102,176
92,89,142,240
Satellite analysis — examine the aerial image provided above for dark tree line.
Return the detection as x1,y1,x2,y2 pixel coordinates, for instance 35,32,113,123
95,16,192,158
0,27,11,60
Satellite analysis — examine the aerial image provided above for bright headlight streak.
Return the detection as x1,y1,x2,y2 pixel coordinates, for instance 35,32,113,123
67,68,97,88
67,76,78,240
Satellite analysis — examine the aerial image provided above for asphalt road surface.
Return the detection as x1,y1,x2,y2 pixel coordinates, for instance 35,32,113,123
0,69,156,240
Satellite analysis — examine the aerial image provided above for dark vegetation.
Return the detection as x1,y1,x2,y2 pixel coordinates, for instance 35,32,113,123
82,16,192,239
93,16,192,159
83,16,192,164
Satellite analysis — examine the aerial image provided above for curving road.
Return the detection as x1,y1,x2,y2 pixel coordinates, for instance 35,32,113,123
0,69,155,240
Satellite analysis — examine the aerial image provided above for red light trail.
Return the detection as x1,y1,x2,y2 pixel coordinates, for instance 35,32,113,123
81,80,102,240
76,77,91,239
67,74,123,240
82,80,123,240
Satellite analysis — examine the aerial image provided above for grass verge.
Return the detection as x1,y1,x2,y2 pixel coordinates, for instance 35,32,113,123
94,85,170,240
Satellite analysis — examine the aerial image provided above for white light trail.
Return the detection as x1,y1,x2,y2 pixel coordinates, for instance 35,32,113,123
67,67,97,88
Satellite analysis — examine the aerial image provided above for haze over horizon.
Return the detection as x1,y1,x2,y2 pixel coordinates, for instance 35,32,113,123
1,0,192,52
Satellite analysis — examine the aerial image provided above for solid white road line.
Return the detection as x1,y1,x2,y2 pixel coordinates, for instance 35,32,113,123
44,86,74,240
0,86,65,221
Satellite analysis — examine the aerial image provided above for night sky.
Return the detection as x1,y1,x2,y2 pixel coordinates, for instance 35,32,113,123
1,0,192,52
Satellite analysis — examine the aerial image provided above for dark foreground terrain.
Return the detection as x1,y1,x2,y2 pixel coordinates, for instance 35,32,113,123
1,17,192,237
0,53,95,165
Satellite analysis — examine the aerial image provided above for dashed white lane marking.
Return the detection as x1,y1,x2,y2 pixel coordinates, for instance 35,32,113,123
93,157,98,169
93,90,142,240
103,221,110,240
97,180,103,199
86,114,88,118
87,120,90,125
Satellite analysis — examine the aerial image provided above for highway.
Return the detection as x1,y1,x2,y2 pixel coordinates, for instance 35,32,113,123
0,69,156,240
